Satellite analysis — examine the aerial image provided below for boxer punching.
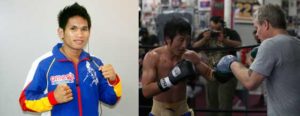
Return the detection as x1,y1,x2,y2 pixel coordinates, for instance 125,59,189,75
141,17,231,116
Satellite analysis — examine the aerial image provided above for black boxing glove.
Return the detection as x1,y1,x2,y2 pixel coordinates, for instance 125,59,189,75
157,60,197,91
213,69,235,83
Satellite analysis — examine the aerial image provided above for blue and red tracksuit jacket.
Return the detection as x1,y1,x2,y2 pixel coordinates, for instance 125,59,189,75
19,43,122,116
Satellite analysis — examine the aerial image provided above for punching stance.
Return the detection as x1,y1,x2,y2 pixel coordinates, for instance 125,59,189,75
215,4,300,116
141,18,224,116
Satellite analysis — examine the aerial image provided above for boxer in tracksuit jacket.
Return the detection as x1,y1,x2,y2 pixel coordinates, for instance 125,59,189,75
19,43,122,116
19,3,121,116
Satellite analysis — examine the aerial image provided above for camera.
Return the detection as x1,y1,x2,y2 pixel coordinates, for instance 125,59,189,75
210,30,221,38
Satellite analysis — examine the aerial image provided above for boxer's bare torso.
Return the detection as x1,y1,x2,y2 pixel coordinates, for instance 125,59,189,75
142,46,188,103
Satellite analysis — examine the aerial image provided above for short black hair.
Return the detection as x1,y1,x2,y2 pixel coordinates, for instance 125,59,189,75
210,16,225,27
164,17,191,42
58,2,91,30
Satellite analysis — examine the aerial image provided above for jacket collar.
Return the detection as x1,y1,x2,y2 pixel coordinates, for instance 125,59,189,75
52,43,90,62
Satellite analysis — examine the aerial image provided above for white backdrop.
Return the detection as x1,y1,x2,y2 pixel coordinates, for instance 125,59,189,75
0,0,138,116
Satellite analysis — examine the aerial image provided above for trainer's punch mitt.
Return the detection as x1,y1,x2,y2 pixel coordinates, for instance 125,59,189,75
213,69,234,83
250,47,258,59
157,60,197,91
214,55,237,83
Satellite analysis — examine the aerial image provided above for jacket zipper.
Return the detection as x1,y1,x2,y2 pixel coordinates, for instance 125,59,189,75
73,62,83,116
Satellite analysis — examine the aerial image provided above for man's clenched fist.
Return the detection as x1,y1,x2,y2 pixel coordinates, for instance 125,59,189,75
99,64,117,81
54,83,73,103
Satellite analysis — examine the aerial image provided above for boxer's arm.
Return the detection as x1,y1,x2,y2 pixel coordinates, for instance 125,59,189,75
19,62,56,112
92,58,121,105
231,61,264,90
108,75,122,101
99,64,122,102
98,74,120,105
182,51,214,81
141,52,162,98
195,61,214,81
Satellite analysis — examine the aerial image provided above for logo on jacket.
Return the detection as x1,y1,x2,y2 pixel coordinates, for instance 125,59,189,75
50,72,75,85
83,61,99,86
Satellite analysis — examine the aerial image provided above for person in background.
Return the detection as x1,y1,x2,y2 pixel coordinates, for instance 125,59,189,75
192,16,241,116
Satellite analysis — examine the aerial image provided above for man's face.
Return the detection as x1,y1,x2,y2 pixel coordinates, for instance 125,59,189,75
58,16,90,50
209,21,221,31
253,20,269,41
253,33,261,43
166,34,189,56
